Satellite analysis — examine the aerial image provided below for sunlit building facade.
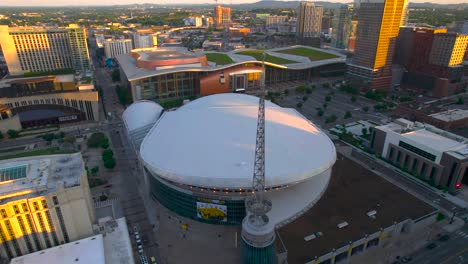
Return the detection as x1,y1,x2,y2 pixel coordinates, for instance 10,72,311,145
0,153,96,260
214,5,231,29
296,1,323,39
0,24,90,76
347,0,407,90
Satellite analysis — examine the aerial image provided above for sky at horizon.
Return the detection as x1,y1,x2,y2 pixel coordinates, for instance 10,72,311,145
1,0,466,6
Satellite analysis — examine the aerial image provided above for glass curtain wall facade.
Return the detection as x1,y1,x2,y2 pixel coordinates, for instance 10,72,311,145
146,169,246,225
134,72,200,101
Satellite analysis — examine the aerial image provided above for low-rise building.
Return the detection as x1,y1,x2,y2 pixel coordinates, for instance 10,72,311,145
0,153,96,260
370,118,468,192
10,217,134,264
0,74,99,129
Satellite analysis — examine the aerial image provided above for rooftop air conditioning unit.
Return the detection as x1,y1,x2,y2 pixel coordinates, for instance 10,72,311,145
337,222,349,229
367,210,377,219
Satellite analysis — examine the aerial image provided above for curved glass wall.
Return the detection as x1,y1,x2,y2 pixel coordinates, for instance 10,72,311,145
147,171,246,225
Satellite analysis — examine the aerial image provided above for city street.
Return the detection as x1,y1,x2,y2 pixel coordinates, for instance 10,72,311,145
89,32,162,263
408,225,468,264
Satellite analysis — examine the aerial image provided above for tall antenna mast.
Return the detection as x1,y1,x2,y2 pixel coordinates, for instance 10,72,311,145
240,51,276,263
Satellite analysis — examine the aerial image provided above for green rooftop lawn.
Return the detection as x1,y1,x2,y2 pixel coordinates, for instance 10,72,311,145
236,50,297,65
276,47,339,61
206,53,234,65
0,148,77,161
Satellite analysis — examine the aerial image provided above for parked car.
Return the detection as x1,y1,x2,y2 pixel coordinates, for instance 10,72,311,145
426,243,437,250
438,235,450,242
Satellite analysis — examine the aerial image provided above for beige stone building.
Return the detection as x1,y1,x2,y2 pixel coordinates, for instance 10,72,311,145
0,153,96,260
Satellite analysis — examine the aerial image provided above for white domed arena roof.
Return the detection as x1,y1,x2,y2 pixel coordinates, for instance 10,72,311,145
122,100,163,132
140,93,336,189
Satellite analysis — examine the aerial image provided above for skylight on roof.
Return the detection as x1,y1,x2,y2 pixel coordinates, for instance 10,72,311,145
0,165,28,182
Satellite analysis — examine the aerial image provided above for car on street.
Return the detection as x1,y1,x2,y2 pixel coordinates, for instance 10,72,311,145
401,256,412,263
426,243,437,250
438,234,450,242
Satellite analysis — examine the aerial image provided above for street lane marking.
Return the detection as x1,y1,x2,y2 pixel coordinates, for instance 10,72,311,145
440,247,468,264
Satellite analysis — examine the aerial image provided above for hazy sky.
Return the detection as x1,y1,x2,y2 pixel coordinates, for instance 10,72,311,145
1,0,466,6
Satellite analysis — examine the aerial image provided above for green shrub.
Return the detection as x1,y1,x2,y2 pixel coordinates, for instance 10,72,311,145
88,133,106,148
436,213,445,221
7,130,19,139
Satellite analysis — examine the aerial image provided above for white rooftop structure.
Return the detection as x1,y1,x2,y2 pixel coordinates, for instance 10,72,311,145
122,100,163,132
140,93,336,189
377,119,468,163
10,235,105,264
0,153,84,203
10,217,134,264
430,109,468,122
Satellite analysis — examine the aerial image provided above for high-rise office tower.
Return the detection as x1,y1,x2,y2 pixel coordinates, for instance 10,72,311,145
0,24,90,76
297,1,323,41
214,5,231,29
347,0,407,90
332,4,353,49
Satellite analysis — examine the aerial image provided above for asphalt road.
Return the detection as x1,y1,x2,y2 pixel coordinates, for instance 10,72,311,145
407,225,468,264
86,32,161,264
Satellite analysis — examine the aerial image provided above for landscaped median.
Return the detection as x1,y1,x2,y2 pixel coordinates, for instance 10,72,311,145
236,50,297,65
275,47,339,61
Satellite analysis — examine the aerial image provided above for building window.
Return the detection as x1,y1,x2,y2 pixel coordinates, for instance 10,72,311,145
36,213,52,248
33,202,39,211
398,141,436,162
0,209,7,218
41,200,48,209
17,216,34,252
21,203,28,212
447,163,458,187
0,225,14,258
4,220,21,256
388,147,394,160
430,167,437,180
52,196,59,205
403,155,409,168
45,211,59,246
12,205,20,214
55,207,69,243
396,151,401,163
412,159,419,172
421,163,427,177
25,214,41,250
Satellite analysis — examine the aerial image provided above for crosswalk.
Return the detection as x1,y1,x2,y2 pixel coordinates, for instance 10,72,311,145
455,230,468,239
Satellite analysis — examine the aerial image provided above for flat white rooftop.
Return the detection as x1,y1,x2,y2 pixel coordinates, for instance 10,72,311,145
10,235,105,264
140,93,336,189
430,109,468,122
10,217,134,264
401,129,465,152
0,153,84,203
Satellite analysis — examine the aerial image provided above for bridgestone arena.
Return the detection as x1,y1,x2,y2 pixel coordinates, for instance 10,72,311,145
123,93,336,226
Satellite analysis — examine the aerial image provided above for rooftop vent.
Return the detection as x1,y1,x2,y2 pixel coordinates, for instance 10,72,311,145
367,210,377,219
337,222,349,229
304,232,323,241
